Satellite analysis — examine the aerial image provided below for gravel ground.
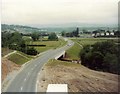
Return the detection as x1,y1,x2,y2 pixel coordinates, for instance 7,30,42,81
37,62,118,92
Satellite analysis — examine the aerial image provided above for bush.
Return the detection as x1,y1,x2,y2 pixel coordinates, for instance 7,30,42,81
103,53,118,73
80,41,119,74
48,33,58,41
26,47,38,55
31,32,39,41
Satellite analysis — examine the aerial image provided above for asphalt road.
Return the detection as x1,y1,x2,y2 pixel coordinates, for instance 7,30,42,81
5,40,74,92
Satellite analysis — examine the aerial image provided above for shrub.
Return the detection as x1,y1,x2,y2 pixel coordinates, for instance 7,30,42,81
80,41,119,74
31,32,39,41
26,47,38,55
48,33,58,41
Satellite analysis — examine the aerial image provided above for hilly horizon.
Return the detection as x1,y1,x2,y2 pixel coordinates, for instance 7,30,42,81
1,23,118,33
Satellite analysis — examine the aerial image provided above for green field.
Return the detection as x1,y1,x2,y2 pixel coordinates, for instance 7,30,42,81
66,38,118,60
30,39,67,53
8,51,33,65
71,38,109,46
23,36,67,53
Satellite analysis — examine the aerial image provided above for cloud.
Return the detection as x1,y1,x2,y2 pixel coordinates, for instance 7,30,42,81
1,0,119,26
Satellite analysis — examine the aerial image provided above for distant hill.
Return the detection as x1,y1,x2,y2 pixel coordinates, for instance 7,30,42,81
1,24,42,34
1,24,118,33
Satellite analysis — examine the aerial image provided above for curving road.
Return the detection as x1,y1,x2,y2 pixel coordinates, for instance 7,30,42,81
5,40,74,92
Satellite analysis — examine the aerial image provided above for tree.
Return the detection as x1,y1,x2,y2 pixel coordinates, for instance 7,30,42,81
31,32,39,41
2,31,12,47
48,33,58,41
72,28,79,37
2,31,24,50
61,31,66,37
114,31,120,37
26,47,38,55
2,31,39,56
80,41,119,74
8,32,24,50
75,27,79,37
103,53,118,73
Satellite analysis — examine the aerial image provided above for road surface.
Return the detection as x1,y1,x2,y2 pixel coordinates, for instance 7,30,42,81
5,40,74,92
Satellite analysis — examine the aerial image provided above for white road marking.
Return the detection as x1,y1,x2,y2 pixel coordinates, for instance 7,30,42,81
37,80,39,84
24,78,26,81
28,72,30,76
36,82,37,92
36,80,39,92
20,87,23,91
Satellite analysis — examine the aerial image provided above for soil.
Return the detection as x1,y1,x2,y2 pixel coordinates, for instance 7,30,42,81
1,58,20,82
37,63,118,92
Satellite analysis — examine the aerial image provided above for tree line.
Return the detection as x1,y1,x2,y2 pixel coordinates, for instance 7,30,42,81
2,31,58,55
61,28,79,37
2,31,38,55
30,32,58,41
80,41,119,74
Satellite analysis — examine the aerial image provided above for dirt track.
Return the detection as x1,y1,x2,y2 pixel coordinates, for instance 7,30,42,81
37,61,118,92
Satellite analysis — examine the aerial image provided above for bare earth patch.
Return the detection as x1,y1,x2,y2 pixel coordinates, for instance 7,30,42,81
2,58,20,81
37,60,118,92
2,58,20,91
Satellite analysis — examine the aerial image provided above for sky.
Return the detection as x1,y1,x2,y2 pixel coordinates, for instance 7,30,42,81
1,0,119,27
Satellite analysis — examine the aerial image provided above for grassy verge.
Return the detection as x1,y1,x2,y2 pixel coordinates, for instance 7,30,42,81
7,51,33,65
46,59,80,67
71,38,108,46
66,42,81,60
55,39,67,48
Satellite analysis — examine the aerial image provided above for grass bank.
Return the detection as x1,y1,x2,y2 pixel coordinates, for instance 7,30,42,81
7,51,33,65
46,59,80,67
66,43,81,60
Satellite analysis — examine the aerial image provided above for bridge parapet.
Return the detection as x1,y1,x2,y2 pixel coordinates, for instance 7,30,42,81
55,51,65,60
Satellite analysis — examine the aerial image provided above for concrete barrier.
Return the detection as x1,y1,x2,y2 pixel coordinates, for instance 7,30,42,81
55,51,65,60
46,84,68,94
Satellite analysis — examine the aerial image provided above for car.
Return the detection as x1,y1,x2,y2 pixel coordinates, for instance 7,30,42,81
67,44,71,46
